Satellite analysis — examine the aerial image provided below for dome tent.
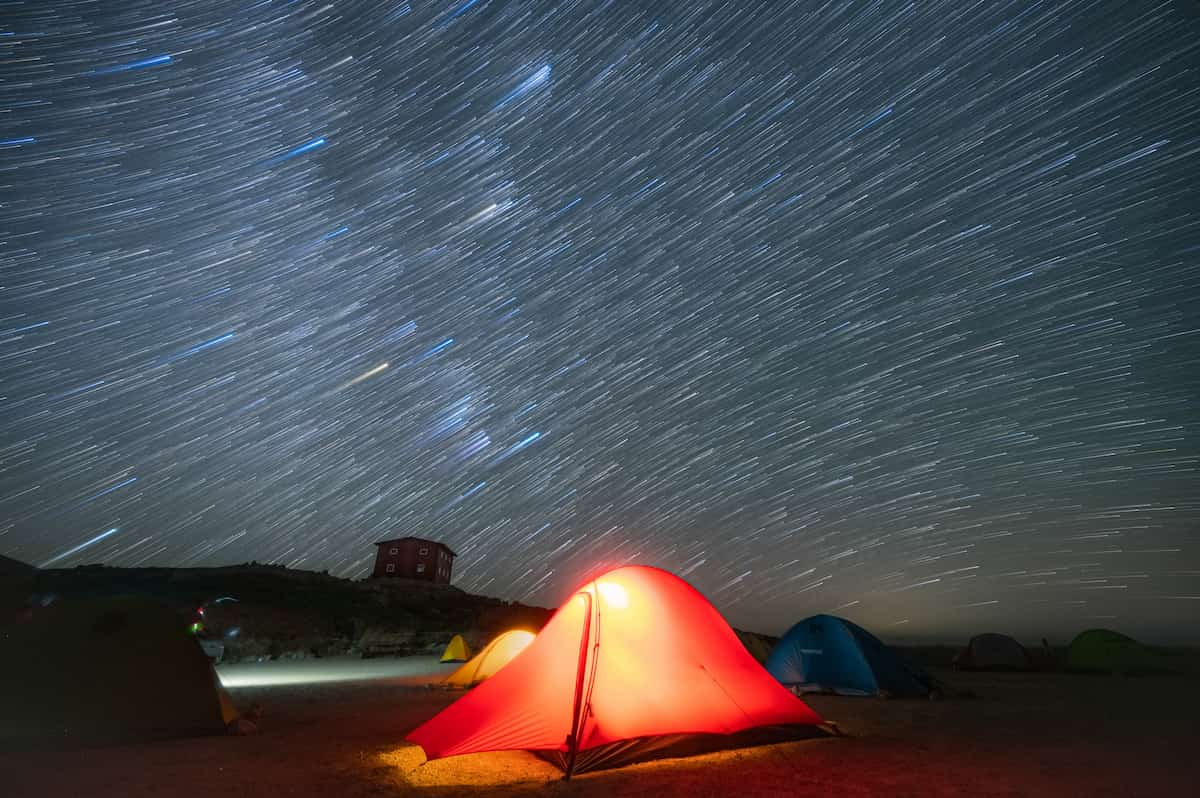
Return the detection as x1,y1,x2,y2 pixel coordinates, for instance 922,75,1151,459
1066,629,1158,674
0,597,237,745
766,614,934,697
736,629,773,664
954,633,1033,671
408,566,823,777
439,634,472,663
0,553,36,625
444,629,535,687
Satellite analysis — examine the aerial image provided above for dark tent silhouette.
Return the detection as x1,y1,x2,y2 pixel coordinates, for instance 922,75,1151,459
0,553,36,577
954,633,1033,671
408,566,823,776
0,597,237,744
735,629,773,664
766,614,933,697
1066,629,1160,674
0,553,37,625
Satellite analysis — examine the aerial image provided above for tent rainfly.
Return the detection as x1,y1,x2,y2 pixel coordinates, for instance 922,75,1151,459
443,629,535,687
408,565,823,776
766,614,934,697
440,634,472,663
953,633,1033,671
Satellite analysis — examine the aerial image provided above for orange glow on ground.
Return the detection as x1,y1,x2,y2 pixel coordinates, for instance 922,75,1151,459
379,736,834,789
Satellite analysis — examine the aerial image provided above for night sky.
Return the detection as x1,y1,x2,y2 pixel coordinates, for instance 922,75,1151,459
3,1,1198,642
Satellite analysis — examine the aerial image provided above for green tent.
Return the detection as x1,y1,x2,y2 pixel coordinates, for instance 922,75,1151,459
0,597,237,744
1065,629,1158,674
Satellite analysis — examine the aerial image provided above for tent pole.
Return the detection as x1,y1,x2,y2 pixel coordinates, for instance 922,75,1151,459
563,589,593,781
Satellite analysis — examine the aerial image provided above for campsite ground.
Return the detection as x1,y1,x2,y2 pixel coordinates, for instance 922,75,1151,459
4,655,1197,798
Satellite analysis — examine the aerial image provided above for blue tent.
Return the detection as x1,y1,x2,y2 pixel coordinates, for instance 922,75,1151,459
766,614,932,697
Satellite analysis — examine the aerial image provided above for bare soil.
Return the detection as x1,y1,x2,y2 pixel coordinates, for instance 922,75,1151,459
4,656,1196,797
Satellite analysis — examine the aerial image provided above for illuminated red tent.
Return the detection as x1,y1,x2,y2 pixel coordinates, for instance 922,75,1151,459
407,565,823,775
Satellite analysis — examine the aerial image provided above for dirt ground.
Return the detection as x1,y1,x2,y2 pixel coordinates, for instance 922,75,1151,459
4,656,1197,797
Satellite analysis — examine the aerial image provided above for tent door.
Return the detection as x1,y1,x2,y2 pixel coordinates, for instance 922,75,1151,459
564,589,597,779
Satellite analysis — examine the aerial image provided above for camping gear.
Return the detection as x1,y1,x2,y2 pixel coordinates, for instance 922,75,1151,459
0,596,237,744
1066,629,1157,674
443,629,535,687
440,634,472,663
954,633,1033,671
409,565,823,776
766,614,933,697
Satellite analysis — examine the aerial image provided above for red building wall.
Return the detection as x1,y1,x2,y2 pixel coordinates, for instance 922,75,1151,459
372,538,454,583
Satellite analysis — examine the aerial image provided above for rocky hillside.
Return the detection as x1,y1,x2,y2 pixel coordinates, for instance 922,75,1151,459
18,562,782,665
25,563,554,663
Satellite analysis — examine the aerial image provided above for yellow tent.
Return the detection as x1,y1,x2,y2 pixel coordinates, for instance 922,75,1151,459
0,597,237,744
440,634,473,663
444,629,535,687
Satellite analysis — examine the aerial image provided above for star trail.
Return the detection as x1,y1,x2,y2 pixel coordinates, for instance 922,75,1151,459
2,1,1198,642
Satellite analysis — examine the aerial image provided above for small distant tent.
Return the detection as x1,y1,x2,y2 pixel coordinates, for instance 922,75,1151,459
1066,629,1157,674
766,614,933,697
0,553,36,578
0,597,237,744
954,633,1033,671
440,634,473,663
444,629,535,687
409,566,823,776
0,553,37,625
736,629,773,665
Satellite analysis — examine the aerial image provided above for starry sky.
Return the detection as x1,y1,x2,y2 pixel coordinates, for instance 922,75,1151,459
2,1,1198,643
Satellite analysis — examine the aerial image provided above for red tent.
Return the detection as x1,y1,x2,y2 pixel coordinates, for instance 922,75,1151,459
407,565,823,775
